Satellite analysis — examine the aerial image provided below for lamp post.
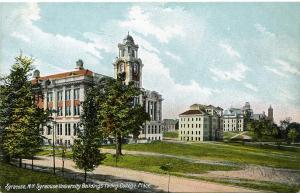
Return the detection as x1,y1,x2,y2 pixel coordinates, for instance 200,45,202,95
52,120,57,174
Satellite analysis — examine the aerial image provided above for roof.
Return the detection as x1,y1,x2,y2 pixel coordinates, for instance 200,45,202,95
179,110,205,116
35,69,93,81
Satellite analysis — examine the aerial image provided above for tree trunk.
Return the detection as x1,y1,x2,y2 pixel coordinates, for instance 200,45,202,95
19,158,22,168
116,134,122,156
31,156,34,170
84,169,87,183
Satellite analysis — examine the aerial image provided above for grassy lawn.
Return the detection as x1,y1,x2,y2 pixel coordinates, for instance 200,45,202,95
103,154,239,175
103,141,300,170
0,162,130,193
192,176,300,193
163,131,178,138
223,131,242,141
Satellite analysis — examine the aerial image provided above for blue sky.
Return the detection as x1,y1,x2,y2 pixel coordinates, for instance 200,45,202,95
0,3,300,122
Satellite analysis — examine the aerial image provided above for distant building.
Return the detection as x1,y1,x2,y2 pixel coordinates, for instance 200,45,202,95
223,108,244,132
242,102,254,117
178,104,223,141
268,105,274,122
163,119,178,132
253,112,266,121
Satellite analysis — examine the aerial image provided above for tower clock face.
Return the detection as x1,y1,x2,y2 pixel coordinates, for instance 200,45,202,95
133,63,138,75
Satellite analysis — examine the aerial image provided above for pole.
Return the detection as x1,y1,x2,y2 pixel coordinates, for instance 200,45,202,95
115,132,118,167
168,172,170,193
52,124,56,174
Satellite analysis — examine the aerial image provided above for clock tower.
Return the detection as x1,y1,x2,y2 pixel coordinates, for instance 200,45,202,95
113,33,143,88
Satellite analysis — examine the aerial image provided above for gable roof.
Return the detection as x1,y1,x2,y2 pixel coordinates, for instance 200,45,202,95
179,110,205,116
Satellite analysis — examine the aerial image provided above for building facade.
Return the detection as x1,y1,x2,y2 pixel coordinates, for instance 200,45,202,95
178,104,223,142
162,119,179,132
37,34,163,146
223,108,244,132
113,34,163,141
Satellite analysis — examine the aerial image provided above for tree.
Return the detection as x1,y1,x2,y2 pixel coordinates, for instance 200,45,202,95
288,129,298,144
248,117,272,145
0,54,49,165
243,109,252,131
72,87,104,183
286,122,300,143
97,73,149,156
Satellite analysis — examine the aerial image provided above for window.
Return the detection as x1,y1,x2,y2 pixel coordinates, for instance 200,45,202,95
57,124,62,135
65,90,71,100
65,106,71,116
73,123,77,136
74,105,80,116
47,92,53,102
57,106,63,116
65,123,71,136
74,88,80,100
57,91,63,101
47,127,51,135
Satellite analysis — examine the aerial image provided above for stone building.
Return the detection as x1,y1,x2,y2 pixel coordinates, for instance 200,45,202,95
223,108,244,132
162,119,179,132
178,104,223,141
35,34,163,146
113,34,163,141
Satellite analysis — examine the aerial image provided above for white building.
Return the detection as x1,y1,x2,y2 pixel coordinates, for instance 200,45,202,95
178,104,223,142
223,108,244,132
36,34,163,145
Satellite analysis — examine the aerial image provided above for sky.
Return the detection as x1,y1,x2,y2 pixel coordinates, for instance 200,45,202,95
0,3,300,123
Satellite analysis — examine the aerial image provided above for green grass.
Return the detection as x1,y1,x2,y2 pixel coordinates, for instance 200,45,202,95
0,162,129,193
223,131,242,141
103,141,300,169
163,131,178,138
103,154,238,175
191,176,300,193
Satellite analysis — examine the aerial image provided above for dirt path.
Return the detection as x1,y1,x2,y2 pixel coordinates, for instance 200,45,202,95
23,156,257,193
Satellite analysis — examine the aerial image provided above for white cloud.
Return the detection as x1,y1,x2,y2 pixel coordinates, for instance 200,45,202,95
254,23,275,39
137,38,218,118
219,42,241,59
165,51,182,63
2,3,114,76
274,59,300,76
244,83,258,92
209,63,249,81
264,59,300,77
264,65,287,77
120,6,184,43
11,32,30,42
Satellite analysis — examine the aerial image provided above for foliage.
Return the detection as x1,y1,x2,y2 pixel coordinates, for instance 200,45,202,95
163,131,178,138
72,87,104,182
288,128,299,144
96,73,149,156
0,54,49,163
286,122,300,143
